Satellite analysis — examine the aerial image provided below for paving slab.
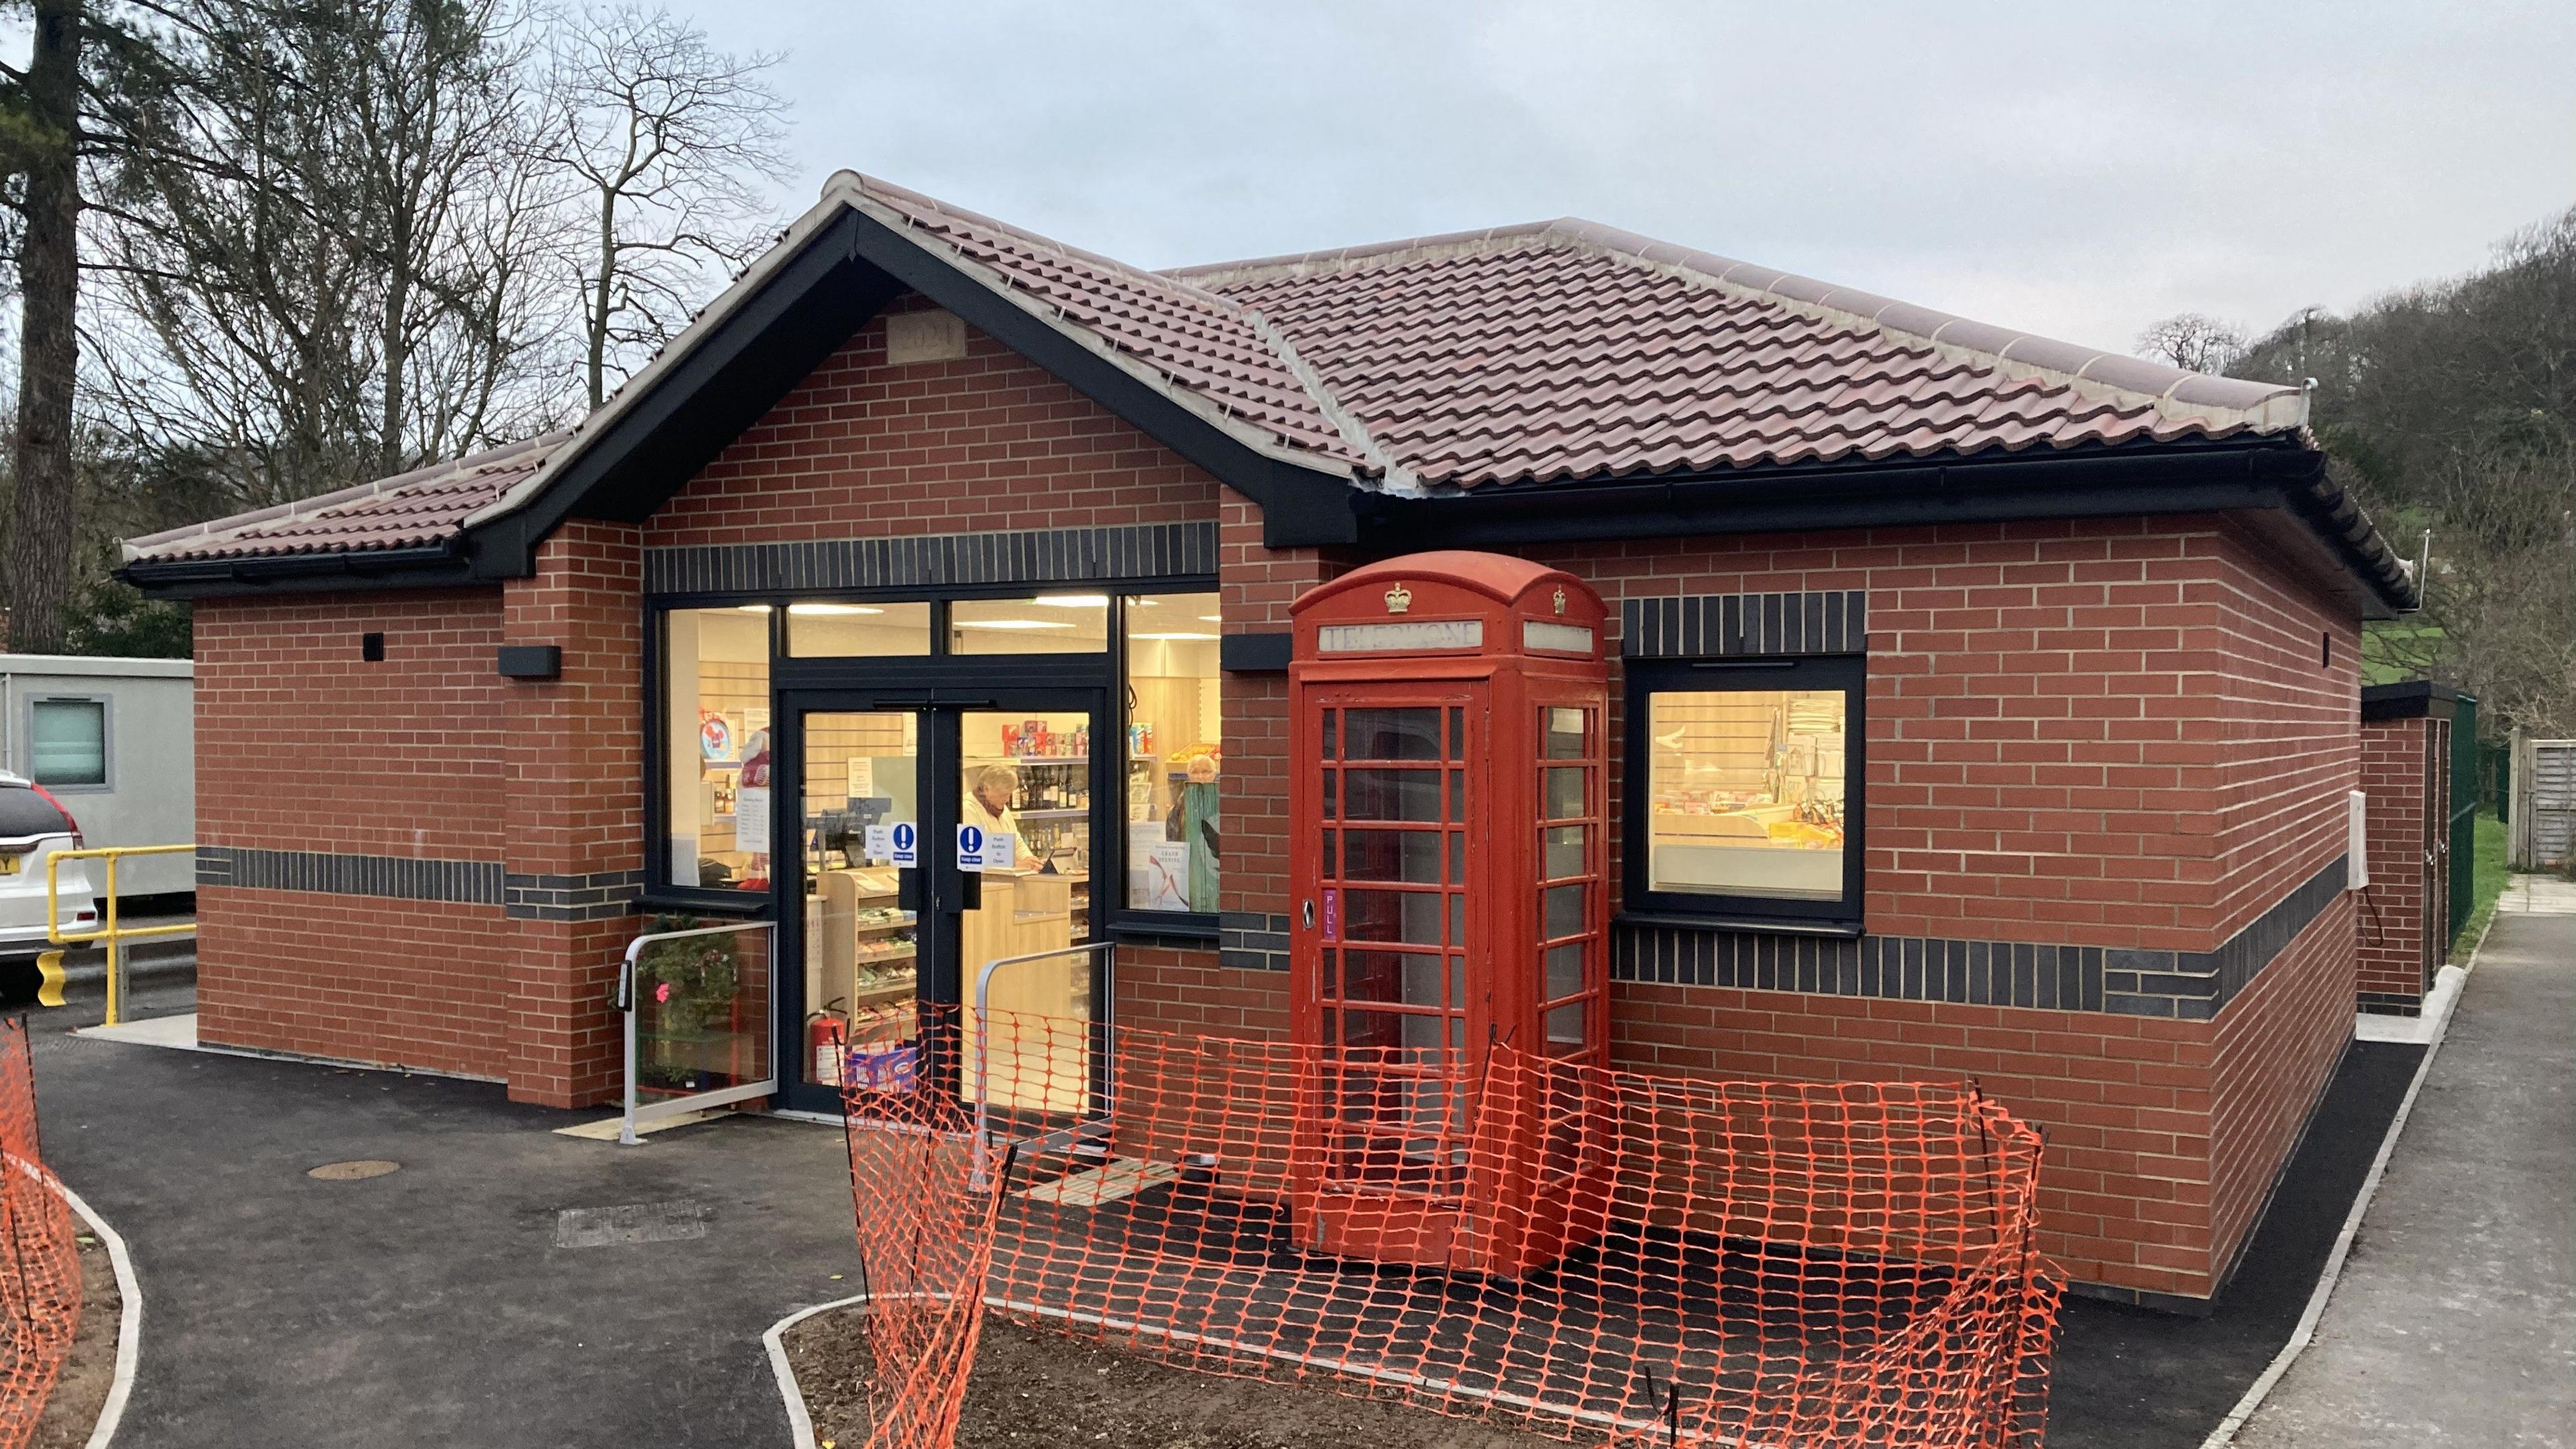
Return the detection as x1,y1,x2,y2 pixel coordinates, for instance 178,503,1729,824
2234,893,2576,1447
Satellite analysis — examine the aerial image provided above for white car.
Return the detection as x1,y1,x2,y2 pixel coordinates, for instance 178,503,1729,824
0,771,95,1003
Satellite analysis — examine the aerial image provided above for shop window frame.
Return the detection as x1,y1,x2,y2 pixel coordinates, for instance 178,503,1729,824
1109,588,1226,942
1619,654,1865,932
644,601,784,914
641,580,1223,938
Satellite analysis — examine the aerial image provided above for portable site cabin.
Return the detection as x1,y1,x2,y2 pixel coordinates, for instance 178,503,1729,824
0,655,195,900
123,172,2422,1311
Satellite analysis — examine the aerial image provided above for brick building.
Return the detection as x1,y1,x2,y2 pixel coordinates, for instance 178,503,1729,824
126,173,2418,1309
2355,681,2457,1016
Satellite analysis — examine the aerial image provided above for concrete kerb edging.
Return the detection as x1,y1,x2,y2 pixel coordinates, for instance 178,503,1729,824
55,1176,142,1449
763,1291,899,1449
3,1158,142,1449
2196,910,2500,1448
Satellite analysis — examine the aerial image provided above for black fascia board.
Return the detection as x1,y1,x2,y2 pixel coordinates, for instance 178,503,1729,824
121,542,482,600
1357,438,2418,616
2360,680,2461,721
477,209,908,570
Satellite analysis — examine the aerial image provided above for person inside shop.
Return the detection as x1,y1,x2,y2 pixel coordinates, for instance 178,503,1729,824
962,763,1025,867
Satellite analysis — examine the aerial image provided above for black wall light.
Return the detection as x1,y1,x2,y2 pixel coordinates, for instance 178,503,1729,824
497,645,563,680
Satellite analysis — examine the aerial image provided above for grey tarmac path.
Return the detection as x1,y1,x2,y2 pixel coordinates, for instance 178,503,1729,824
2235,890,2575,1447
23,975,860,1449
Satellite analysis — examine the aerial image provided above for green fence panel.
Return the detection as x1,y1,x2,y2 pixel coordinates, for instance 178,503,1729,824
2450,692,2479,945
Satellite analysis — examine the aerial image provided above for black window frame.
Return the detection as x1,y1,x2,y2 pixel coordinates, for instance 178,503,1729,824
642,579,1222,941
1621,653,1865,932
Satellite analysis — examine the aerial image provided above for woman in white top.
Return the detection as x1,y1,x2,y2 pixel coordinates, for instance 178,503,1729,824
961,763,1023,865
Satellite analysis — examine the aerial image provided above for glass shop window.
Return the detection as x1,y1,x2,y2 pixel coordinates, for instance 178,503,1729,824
1122,592,1222,914
29,698,107,788
784,600,932,657
1627,657,1861,924
949,594,1113,654
664,607,773,893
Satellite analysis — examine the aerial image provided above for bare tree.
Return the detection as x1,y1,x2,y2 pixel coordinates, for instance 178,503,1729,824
2134,311,2248,376
544,3,788,409
2233,203,2576,739
91,0,572,513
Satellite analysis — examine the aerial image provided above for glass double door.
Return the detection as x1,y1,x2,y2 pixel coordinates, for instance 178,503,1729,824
775,686,1105,1116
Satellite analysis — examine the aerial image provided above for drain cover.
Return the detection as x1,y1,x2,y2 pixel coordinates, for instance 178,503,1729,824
554,1199,708,1249
307,1160,401,1181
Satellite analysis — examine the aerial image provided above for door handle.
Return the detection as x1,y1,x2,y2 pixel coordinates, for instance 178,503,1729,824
1301,900,1316,930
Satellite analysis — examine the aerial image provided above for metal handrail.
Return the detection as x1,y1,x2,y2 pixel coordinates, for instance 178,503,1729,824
971,939,1114,1190
616,920,777,1146
46,844,197,1025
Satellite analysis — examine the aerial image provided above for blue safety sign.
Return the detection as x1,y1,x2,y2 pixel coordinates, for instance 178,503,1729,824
888,821,917,867
957,823,987,871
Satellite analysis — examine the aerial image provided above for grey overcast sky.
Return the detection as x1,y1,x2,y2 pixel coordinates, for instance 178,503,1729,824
666,0,2575,358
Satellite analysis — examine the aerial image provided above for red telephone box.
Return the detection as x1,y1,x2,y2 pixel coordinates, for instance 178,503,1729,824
1286,551,1612,1275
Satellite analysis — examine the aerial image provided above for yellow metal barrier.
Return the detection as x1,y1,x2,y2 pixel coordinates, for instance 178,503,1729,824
45,845,196,1026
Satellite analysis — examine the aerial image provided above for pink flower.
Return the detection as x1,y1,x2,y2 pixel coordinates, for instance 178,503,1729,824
655,981,672,1004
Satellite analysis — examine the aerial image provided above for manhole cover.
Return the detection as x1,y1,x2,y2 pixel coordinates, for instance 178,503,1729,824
307,1160,401,1181
555,1199,708,1249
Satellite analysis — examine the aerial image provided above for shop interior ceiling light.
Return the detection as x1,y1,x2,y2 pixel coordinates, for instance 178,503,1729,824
953,619,1074,630
1032,594,1112,607
788,603,882,614
1132,632,1220,641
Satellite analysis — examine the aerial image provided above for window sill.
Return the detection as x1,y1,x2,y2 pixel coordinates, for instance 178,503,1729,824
1108,914,1221,947
636,890,773,920
1615,910,1863,940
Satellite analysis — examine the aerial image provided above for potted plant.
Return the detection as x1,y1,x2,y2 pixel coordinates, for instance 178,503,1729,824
634,914,742,1089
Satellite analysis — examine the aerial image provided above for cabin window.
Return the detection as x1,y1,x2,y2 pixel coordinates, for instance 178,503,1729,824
28,698,108,790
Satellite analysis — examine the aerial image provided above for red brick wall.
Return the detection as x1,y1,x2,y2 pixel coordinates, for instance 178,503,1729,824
1507,516,2361,1299
1609,982,2216,1295
189,533,659,1106
195,889,515,1079
2355,710,2449,1012
645,296,1218,549
193,588,515,1078
500,521,646,1108
1114,945,1289,1040
195,589,509,859
2209,527,2363,941
2207,895,2355,1279
1524,516,2357,955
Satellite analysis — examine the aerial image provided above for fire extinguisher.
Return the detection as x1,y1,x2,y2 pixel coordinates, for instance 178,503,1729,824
808,1001,849,1085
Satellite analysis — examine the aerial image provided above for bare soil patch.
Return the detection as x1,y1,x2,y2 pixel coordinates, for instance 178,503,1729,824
29,1226,119,1449
785,1309,1568,1449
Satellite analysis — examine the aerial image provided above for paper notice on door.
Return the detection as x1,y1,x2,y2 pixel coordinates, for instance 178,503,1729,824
734,786,770,854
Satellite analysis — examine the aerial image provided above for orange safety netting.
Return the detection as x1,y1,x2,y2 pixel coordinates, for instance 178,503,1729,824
840,1009,2057,1449
0,1016,80,1448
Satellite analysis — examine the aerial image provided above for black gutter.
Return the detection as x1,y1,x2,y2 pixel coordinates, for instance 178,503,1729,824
1356,439,2418,616
121,541,484,600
